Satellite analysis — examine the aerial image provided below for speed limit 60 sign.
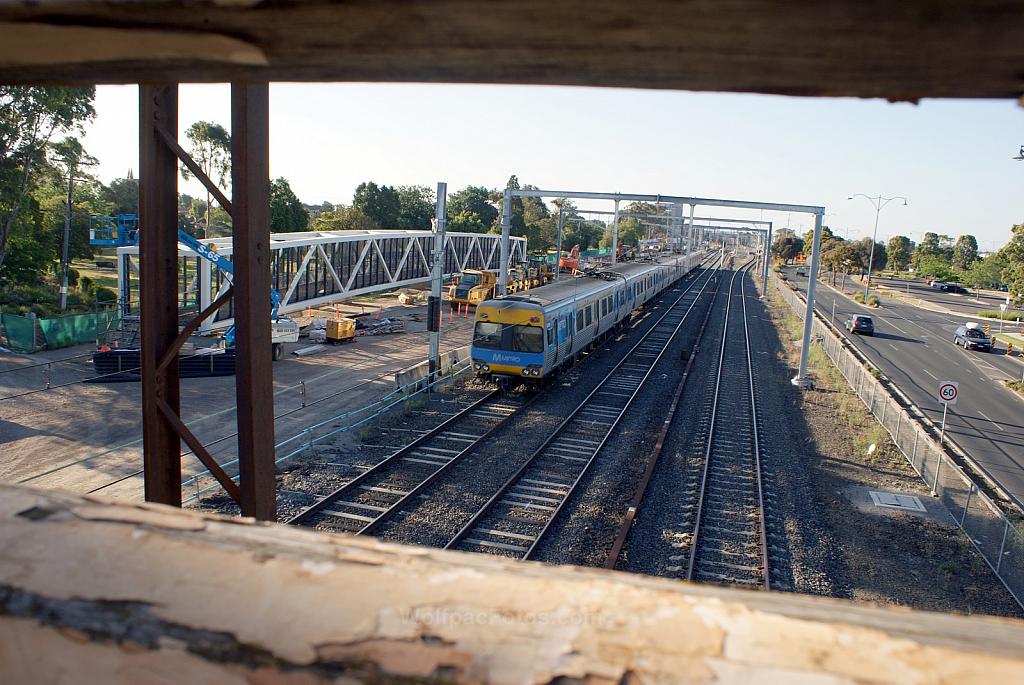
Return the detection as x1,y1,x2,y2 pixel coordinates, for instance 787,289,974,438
938,380,959,405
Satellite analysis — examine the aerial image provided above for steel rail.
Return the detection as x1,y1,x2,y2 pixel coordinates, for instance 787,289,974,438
685,261,770,589
289,253,717,532
286,388,519,526
444,263,719,558
602,264,724,569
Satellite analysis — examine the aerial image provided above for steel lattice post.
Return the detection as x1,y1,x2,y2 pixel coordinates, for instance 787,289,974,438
231,82,276,521
139,84,183,507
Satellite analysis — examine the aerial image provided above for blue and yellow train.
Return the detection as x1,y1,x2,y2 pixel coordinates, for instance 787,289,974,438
471,252,703,386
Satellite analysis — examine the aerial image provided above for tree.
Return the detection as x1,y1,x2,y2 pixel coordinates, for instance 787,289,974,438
0,86,96,272
952,234,979,271
962,254,1006,289
313,204,373,231
821,240,858,285
912,232,953,269
802,226,836,254
495,175,527,233
396,185,434,229
448,186,497,234
772,233,804,263
997,223,1024,303
886,235,913,272
852,237,886,275
352,181,400,227
269,177,309,233
103,175,139,215
563,220,604,251
915,254,956,281
181,121,231,237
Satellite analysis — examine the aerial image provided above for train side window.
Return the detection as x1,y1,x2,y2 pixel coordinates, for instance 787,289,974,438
547,321,554,347
600,299,606,317
585,305,593,327
576,309,584,332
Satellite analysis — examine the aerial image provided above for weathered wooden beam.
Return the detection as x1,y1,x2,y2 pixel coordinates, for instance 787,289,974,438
1,484,1023,683
0,2,1022,100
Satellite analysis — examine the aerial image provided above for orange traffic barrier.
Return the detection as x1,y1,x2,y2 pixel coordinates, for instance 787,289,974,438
1008,342,1015,356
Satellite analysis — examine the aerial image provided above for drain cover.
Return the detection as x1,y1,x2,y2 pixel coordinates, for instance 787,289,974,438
869,490,926,512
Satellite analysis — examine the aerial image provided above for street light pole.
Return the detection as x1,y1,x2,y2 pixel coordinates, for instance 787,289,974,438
848,193,907,301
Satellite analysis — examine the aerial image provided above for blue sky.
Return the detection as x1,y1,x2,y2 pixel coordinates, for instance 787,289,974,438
83,84,1022,251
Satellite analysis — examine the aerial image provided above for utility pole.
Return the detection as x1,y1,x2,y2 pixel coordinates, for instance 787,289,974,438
428,182,447,385
555,206,565,281
685,203,695,262
610,199,620,266
58,165,74,310
498,189,511,295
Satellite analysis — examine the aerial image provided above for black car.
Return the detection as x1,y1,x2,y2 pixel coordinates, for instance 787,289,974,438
845,315,874,336
941,284,969,294
953,324,992,351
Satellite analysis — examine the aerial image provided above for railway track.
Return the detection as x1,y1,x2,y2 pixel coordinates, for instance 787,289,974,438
286,389,532,532
685,264,770,589
444,265,719,558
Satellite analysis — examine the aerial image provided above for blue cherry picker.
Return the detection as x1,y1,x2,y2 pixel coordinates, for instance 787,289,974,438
175,229,299,361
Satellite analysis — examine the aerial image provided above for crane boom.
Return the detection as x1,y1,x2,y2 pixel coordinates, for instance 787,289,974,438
177,230,293,352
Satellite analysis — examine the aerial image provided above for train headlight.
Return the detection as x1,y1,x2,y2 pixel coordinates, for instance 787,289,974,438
522,368,531,376
474,363,481,370
532,368,539,376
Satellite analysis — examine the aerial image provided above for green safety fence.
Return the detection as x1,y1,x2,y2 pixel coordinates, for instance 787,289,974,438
1,313,40,352
1,310,119,352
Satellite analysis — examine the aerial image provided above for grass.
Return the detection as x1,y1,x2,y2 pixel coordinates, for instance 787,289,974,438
769,284,895,464
852,292,880,307
71,258,119,291
979,309,1024,321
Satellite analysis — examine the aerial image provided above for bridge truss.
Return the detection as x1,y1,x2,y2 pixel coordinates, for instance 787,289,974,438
117,229,527,332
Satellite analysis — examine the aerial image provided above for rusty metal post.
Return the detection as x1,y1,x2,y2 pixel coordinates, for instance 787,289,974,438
140,85,182,507
231,82,276,520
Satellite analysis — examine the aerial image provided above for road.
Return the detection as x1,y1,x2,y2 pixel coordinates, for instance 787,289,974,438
783,268,1024,510
872,275,1023,320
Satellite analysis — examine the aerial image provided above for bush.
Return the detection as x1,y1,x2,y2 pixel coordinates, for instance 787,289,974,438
852,292,865,303
67,268,80,287
979,310,1022,321
79,274,93,293
866,294,880,307
93,286,117,306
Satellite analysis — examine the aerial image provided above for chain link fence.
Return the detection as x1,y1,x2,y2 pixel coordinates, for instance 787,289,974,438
773,272,1024,609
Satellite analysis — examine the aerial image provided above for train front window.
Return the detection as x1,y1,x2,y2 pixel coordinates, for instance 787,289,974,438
511,325,544,353
473,322,503,349
474,322,544,353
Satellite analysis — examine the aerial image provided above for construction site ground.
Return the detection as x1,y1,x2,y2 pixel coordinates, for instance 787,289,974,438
0,292,475,501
